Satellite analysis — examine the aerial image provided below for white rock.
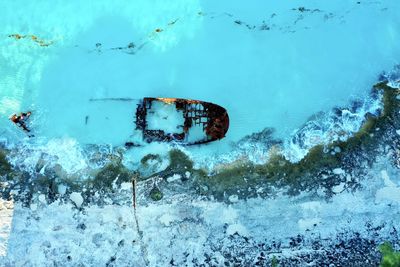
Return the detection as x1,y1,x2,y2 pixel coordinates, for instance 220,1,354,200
166,174,181,183
120,182,132,191
38,194,46,204
332,183,345,194
185,171,191,178
226,223,249,237
228,194,239,203
30,203,38,211
332,168,345,175
58,184,67,195
70,192,84,207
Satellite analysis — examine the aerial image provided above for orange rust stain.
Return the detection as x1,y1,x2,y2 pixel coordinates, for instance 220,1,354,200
157,97,202,105
9,34,25,40
8,34,53,47
156,97,177,104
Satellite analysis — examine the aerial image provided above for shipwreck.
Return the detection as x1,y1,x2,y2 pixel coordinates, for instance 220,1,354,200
135,97,229,145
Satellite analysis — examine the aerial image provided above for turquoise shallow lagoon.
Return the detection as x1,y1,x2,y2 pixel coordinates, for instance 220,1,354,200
1,1,399,164
1,1,400,266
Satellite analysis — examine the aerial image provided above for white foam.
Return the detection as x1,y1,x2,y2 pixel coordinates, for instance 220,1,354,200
0,199,14,257
7,138,88,175
383,65,400,89
283,94,383,162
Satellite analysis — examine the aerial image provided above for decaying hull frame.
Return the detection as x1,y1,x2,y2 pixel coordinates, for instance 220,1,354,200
135,97,229,145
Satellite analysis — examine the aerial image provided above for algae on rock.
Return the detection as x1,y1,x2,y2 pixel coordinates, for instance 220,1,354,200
149,185,163,201
0,149,12,177
194,82,399,200
91,162,132,190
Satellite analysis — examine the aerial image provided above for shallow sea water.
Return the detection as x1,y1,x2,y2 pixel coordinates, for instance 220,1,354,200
1,0,400,167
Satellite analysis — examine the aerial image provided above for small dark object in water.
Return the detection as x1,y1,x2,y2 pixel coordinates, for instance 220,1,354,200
10,111,34,137
125,142,141,148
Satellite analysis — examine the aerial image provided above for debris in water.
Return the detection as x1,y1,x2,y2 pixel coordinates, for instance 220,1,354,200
9,111,34,137
8,34,53,46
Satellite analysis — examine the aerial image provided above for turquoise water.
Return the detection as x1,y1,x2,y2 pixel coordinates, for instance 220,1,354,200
1,0,400,167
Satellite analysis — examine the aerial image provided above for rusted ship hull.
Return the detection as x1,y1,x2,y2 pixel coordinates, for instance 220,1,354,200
135,97,229,145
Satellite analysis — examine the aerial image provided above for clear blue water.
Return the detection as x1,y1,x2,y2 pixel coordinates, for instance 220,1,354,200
0,1,399,166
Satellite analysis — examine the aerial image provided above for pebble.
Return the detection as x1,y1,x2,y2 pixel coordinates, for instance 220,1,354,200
70,192,84,207
38,194,46,204
228,194,239,203
58,184,67,195
166,174,181,183
332,168,345,175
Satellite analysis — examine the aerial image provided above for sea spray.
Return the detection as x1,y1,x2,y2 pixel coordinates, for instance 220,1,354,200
7,138,88,176
283,92,383,162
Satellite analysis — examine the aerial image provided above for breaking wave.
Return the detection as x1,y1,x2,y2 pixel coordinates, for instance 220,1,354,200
283,91,383,162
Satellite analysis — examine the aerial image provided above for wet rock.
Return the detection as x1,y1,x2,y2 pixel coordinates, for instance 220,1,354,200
92,163,132,190
0,149,12,177
77,223,86,230
38,194,46,204
332,168,345,175
166,174,181,183
149,186,163,201
58,184,67,195
334,146,342,153
118,239,125,247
